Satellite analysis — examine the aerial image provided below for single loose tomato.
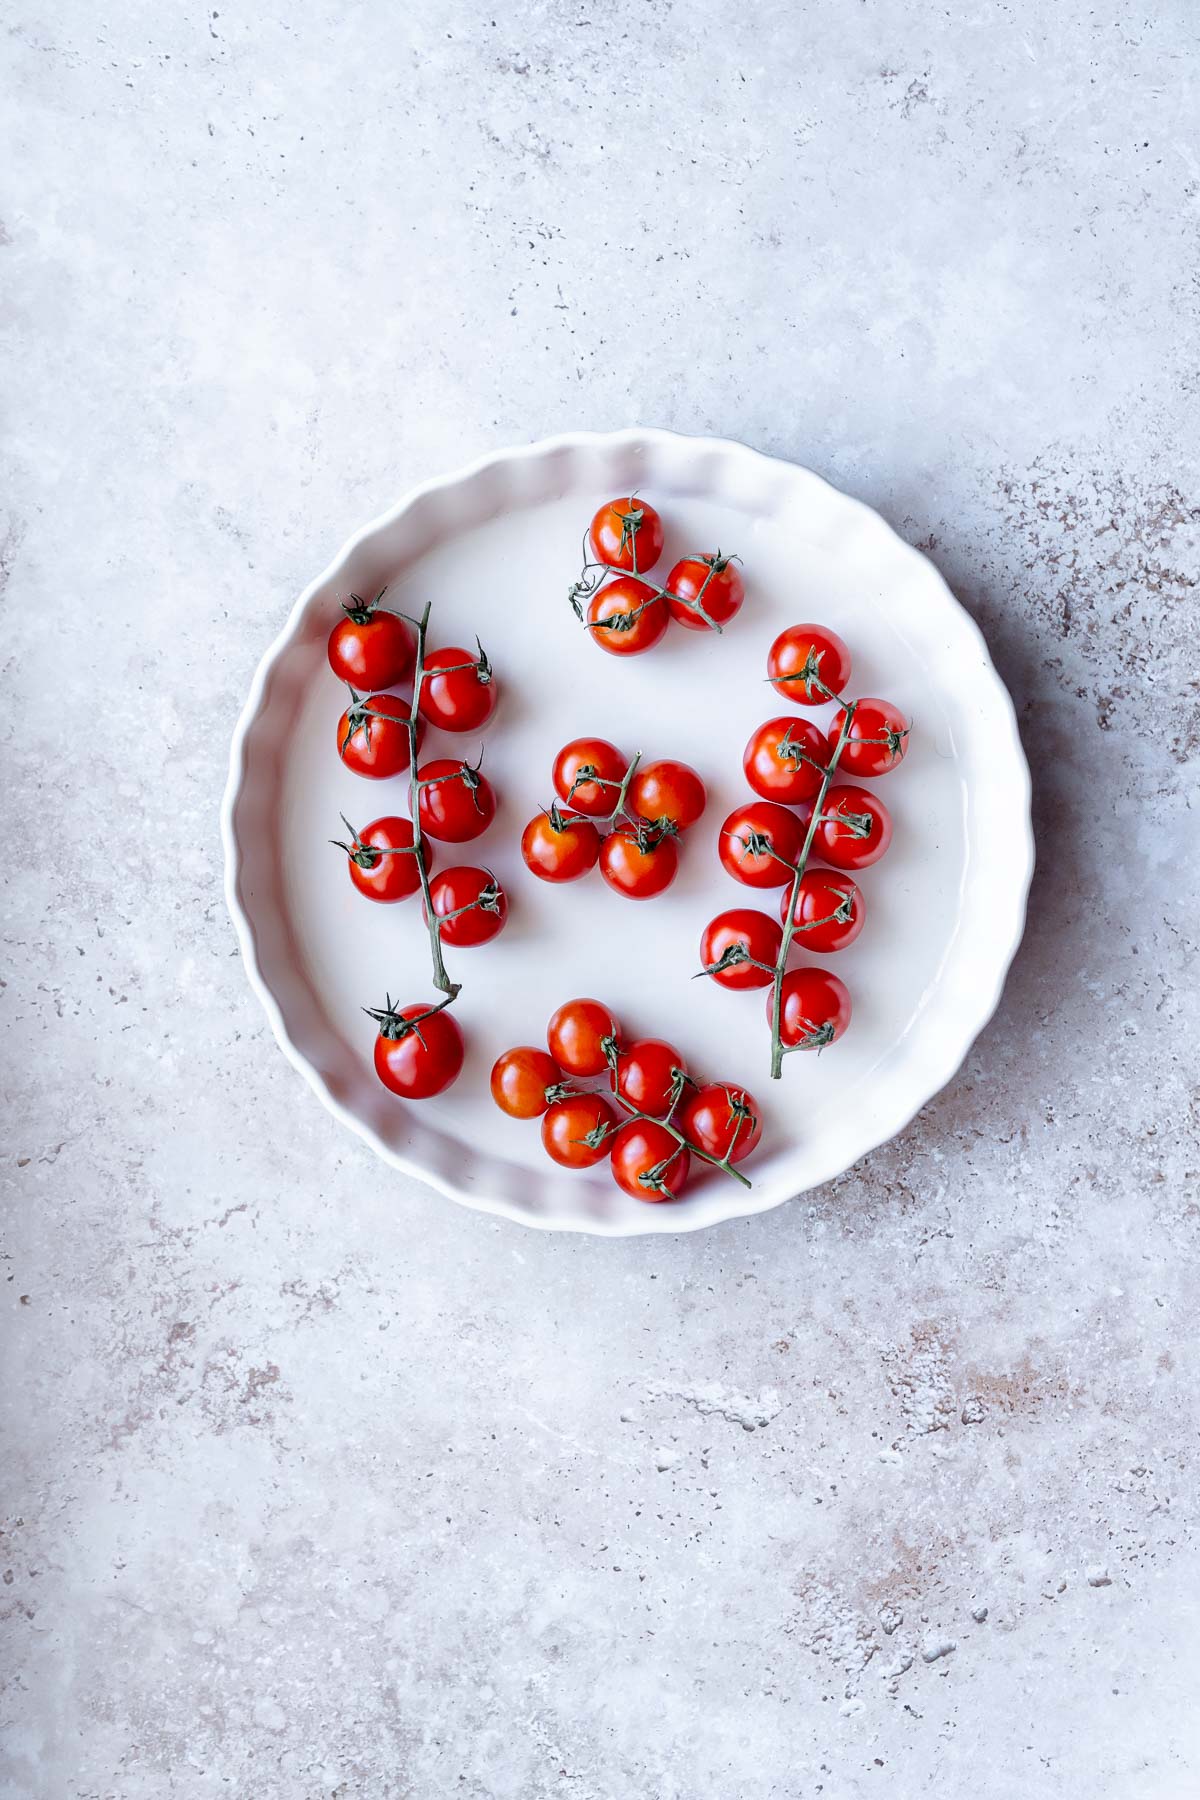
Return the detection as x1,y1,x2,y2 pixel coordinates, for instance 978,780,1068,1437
772,967,852,1050
587,577,668,656
627,758,707,832
428,865,507,946
599,827,679,901
332,814,428,903
609,1120,690,1203
767,624,852,706
698,908,783,990
541,1093,618,1169
665,553,744,631
416,758,497,842
547,997,621,1077
337,691,420,779
718,801,804,888
418,642,497,734
812,785,893,870
327,590,415,689
830,698,910,777
589,497,664,574
615,1038,687,1117
552,737,629,817
490,1045,564,1119
780,869,864,952
680,1083,762,1164
370,999,464,1099
743,716,829,806
521,806,601,882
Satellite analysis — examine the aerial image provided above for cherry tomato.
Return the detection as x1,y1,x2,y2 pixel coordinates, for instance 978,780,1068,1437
327,591,415,689
428,865,507,946
767,624,852,706
599,828,679,901
547,998,621,1078
587,577,668,656
416,758,497,842
627,759,707,832
609,1120,690,1203
337,692,420,779
418,643,497,734
552,737,629,817
615,1038,687,1117
332,814,428,903
718,801,804,888
813,785,893,870
772,967,852,1050
698,908,783,990
490,1045,564,1119
830,698,911,777
541,1093,618,1169
521,807,601,882
370,999,464,1099
743,716,829,806
589,497,664,574
780,869,864,952
665,554,744,631
680,1083,762,1164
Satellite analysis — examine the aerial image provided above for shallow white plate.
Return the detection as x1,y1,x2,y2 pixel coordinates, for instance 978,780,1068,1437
222,429,1032,1236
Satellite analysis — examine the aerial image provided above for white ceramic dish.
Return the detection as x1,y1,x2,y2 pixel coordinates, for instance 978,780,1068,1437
222,429,1033,1236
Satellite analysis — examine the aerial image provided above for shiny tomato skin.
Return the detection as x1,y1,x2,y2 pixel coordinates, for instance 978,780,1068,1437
772,967,852,1050
813,785,894,870
665,555,745,631
830,698,911,777
589,497,664,574
337,692,420,779
416,759,497,842
680,1083,762,1164
698,908,783,990
546,998,621,1077
743,716,829,806
490,1045,563,1119
328,605,415,689
615,1038,687,1117
718,801,804,889
343,816,428,903
552,738,629,817
373,1004,464,1099
609,1120,691,1203
541,1093,618,1169
418,645,497,734
521,810,601,882
587,577,669,656
428,865,507,946
627,759,707,832
767,624,852,706
780,868,865,952
599,829,679,901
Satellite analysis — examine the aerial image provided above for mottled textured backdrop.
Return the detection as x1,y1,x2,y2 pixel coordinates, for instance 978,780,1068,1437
2,2,1198,1795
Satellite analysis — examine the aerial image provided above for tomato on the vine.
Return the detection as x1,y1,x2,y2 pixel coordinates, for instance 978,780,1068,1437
773,967,852,1050
743,716,829,806
599,827,678,900
541,1093,617,1169
370,999,464,1099
767,624,852,706
327,592,415,689
627,759,707,832
547,997,621,1077
698,908,783,990
337,692,420,779
589,497,664,574
333,814,428,903
780,869,864,952
416,758,497,842
680,1083,762,1164
490,1045,563,1119
718,801,804,889
615,1038,686,1117
609,1120,690,1203
665,553,745,631
587,577,668,656
521,806,601,882
428,865,507,946
812,784,893,870
552,737,628,817
418,643,497,734
830,698,910,777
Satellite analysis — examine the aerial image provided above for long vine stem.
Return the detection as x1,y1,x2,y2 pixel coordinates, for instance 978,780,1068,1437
404,602,459,1001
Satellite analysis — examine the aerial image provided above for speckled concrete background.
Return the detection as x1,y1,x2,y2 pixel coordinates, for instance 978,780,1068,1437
3,2,1198,1794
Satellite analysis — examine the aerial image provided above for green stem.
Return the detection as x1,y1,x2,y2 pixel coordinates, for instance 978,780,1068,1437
407,603,457,998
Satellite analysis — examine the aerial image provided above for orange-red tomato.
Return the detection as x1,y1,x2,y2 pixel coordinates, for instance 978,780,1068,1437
541,1093,618,1169
772,968,852,1049
665,554,744,631
718,802,804,888
680,1083,762,1163
372,1003,464,1098
743,716,829,806
609,1120,690,1202
599,829,678,900
698,909,783,990
780,869,865,952
552,738,629,817
490,1046,563,1119
587,577,668,656
627,759,707,832
546,998,621,1077
589,497,664,574
615,1039,687,1117
521,809,601,882
767,624,852,705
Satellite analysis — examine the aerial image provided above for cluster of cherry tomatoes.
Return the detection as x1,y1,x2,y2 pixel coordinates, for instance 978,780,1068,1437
491,996,761,1202
521,738,707,901
568,496,746,655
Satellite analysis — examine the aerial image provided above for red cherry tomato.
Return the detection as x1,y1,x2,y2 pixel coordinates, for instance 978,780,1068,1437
327,592,415,689
428,865,507,946
587,577,669,656
767,624,852,706
547,998,621,1077
627,759,707,832
615,1038,687,1117
333,814,428,903
772,967,852,1050
599,828,678,901
680,1083,762,1164
609,1120,690,1203
718,801,804,888
780,869,865,952
521,807,602,882
813,785,893,870
490,1045,563,1119
665,554,744,631
552,737,629,817
416,758,497,842
371,1000,464,1099
541,1093,618,1169
830,698,911,777
698,908,783,990
743,716,829,806
337,692,419,779
589,497,664,574
418,643,497,734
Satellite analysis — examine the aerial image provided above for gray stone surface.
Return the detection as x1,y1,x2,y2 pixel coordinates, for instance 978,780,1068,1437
2,1,1198,1794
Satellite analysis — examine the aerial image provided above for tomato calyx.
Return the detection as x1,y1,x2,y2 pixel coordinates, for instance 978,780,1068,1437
330,812,421,872
696,941,773,981
822,806,874,840
420,750,490,816
736,827,797,875
638,1155,685,1201
339,687,411,756
364,988,461,1043
340,584,390,625
774,725,826,774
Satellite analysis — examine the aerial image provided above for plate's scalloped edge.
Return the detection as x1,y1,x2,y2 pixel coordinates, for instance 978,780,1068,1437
221,428,1035,1237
